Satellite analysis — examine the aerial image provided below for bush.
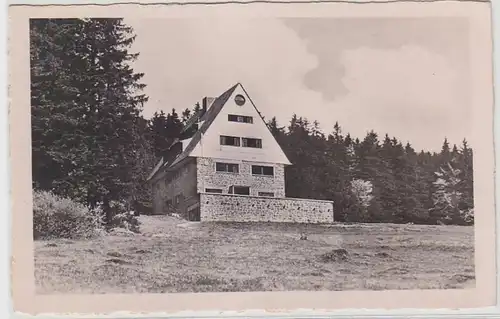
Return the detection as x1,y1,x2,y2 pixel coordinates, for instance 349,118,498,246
106,201,141,233
33,190,104,240
461,208,474,225
319,248,349,262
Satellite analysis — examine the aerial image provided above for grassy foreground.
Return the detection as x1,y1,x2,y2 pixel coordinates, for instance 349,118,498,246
35,215,475,294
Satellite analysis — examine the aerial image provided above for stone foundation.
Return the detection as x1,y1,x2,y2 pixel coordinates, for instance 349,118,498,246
196,157,286,197
200,193,334,223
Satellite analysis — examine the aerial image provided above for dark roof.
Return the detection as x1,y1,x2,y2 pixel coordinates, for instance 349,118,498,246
168,83,239,167
147,83,239,181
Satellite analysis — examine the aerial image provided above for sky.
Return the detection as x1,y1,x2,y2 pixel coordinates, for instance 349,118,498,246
126,17,471,152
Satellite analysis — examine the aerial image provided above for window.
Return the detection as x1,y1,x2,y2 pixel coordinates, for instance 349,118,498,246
234,94,246,106
229,186,250,195
228,114,253,124
220,135,241,146
216,162,239,173
252,165,274,176
205,188,223,194
242,138,262,148
258,192,274,197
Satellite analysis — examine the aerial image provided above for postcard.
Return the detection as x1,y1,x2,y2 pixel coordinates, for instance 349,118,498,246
8,0,496,314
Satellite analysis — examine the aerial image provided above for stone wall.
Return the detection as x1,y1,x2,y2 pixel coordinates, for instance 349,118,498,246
200,193,334,223
196,157,286,197
152,158,198,215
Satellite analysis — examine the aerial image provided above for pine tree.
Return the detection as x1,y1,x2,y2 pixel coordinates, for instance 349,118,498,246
129,117,156,214
193,102,202,114
457,139,474,224
77,19,149,223
394,142,427,223
440,138,451,164
275,115,473,225
331,122,343,143
165,108,183,144
149,111,169,158
31,19,89,195
267,116,286,143
181,108,191,123
31,18,150,225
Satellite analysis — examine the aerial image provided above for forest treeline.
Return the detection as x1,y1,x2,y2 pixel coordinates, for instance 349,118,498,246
267,118,473,225
31,18,474,228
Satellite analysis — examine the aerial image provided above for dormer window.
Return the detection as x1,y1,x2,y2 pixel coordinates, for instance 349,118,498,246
228,114,253,123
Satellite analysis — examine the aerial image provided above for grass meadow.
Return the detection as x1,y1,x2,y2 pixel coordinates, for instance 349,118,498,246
35,215,475,294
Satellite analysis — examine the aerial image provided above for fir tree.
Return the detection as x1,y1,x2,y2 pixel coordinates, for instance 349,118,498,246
31,18,150,225
149,111,169,158
181,108,191,123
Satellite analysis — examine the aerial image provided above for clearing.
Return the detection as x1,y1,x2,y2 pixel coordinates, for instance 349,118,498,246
35,215,475,294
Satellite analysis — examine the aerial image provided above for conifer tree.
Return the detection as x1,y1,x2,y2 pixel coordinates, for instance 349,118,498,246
31,18,150,224
440,138,451,164
31,19,89,194
271,115,473,225
149,111,169,158
181,108,191,123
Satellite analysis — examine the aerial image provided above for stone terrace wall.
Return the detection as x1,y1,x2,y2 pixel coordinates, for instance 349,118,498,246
200,193,334,223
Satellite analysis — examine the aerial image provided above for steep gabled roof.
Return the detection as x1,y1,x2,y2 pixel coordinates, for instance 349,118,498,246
147,82,293,182
146,157,164,181
168,83,239,167
146,84,238,182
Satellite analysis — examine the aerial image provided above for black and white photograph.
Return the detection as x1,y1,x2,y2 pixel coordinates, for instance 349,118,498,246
8,0,497,313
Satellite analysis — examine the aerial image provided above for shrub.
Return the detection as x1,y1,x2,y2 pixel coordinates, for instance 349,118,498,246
33,190,104,240
319,248,349,263
106,201,141,233
461,208,474,225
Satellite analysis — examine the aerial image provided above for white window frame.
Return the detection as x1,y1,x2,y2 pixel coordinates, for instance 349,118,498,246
252,165,274,176
215,162,240,173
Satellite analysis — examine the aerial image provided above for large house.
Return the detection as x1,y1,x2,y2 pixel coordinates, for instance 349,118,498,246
147,83,334,223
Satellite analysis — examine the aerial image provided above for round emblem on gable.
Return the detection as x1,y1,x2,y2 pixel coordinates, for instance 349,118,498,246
234,94,246,106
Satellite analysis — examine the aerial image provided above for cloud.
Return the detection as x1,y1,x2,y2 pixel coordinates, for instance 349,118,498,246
126,18,321,120
284,17,470,103
126,18,471,151
333,45,470,150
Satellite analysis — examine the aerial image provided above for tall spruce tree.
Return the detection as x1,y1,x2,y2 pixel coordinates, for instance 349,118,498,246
31,18,150,224
459,139,474,215
165,108,183,145
31,19,89,194
269,114,473,225
149,110,169,158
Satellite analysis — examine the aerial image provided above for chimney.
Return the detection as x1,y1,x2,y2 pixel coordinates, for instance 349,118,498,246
202,97,215,113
